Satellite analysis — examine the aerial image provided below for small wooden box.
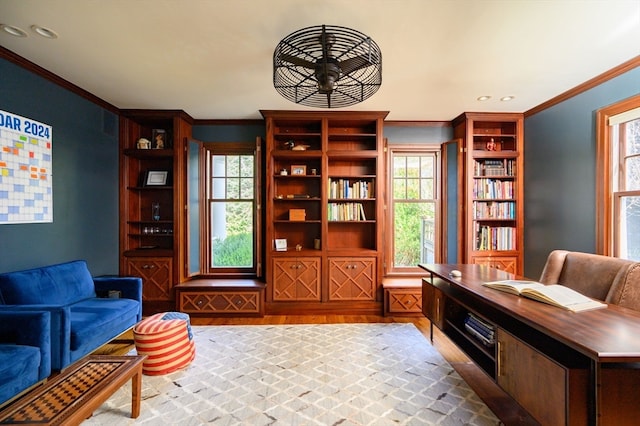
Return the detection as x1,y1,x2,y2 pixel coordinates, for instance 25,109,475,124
289,209,306,221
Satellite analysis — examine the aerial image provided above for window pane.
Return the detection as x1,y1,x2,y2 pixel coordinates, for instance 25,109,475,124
406,157,420,177
394,202,436,267
393,157,406,177
421,157,434,177
393,178,406,199
226,177,239,199
625,156,640,191
618,195,640,261
227,156,240,177
210,201,253,267
212,156,225,177
421,178,434,199
211,177,225,199
625,120,640,156
240,156,254,177
240,177,254,199
406,178,420,199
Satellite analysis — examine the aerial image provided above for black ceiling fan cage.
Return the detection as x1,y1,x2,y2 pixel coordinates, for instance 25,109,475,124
273,25,382,108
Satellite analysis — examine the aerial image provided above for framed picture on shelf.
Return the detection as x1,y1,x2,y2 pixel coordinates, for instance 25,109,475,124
145,170,169,186
151,129,168,149
274,239,287,251
291,165,306,175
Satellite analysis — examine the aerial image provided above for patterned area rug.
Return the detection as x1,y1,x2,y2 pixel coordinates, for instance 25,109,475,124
83,323,499,425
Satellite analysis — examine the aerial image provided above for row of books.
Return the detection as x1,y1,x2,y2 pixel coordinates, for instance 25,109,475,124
328,178,374,199
463,313,495,346
474,224,516,250
473,179,515,199
473,201,516,219
328,202,368,221
473,159,516,177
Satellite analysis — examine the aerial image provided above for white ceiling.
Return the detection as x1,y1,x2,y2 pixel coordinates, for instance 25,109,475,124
1,0,639,121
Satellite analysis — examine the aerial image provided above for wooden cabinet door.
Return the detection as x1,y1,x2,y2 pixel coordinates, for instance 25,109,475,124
497,329,587,426
422,279,445,329
328,257,376,301
125,257,173,302
272,257,321,301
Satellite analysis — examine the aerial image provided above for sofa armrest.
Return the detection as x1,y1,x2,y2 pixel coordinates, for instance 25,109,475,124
0,305,71,371
0,310,51,380
539,250,570,284
93,276,142,301
606,264,640,311
93,276,143,320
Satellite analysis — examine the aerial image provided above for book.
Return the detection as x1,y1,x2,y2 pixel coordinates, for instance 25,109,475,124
482,280,606,312
464,313,495,344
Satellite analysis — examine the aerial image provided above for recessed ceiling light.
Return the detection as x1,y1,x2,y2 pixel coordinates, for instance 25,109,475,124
477,96,491,101
0,24,28,37
501,96,515,101
31,25,58,39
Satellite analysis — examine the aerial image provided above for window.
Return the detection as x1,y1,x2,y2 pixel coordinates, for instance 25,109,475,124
387,146,439,274
612,113,640,260
596,94,640,260
205,143,258,274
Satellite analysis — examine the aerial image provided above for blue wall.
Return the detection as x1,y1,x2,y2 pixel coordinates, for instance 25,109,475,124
0,59,120,275
193,124,265,142
523,67,640,277
384,125,452,144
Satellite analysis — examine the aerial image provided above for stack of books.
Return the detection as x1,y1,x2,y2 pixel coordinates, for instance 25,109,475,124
463,313,495,346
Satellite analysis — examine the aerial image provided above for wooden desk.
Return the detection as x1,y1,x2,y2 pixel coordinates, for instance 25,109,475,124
420,263,640,426
0,355,145,425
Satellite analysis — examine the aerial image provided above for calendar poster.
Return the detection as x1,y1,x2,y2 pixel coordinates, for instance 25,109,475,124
0,110,53,224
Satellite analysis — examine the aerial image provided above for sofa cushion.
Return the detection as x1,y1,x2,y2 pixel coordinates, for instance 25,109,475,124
69,298,140,351
0,260,95,305
0,345,41,405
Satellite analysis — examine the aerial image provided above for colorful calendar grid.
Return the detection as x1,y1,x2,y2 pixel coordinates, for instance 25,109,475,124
0,110,53,224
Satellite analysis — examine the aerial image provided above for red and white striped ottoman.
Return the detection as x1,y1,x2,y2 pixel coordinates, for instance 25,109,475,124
133,312,195,375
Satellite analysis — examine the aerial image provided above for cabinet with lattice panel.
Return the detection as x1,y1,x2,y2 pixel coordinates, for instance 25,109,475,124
124,257,173,313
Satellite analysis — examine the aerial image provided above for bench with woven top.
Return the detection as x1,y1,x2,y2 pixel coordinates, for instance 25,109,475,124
0,355,145,425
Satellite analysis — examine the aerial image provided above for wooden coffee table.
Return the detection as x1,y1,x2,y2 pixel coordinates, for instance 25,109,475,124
0,354,145,425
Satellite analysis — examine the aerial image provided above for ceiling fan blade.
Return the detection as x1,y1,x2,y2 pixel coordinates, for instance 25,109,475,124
339,56,372,75
279,54,316,69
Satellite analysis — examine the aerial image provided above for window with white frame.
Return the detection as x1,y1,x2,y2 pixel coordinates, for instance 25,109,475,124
611,108,640,260
388,147,439,273
205,143,257,273
597,95,640,260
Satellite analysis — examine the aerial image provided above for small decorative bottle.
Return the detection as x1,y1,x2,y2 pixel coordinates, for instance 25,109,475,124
151,202,160,221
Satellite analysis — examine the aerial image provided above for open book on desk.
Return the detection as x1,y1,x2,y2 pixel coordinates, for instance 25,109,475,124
482,280,607,312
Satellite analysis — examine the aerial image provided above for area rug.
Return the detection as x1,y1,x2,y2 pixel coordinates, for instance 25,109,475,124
83,323,499,425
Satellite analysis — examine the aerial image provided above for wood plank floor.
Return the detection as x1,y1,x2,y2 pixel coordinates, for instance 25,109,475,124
98,314,537,425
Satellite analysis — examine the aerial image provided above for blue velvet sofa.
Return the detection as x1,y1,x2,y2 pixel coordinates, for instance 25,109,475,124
0,310,51,407
0,260,142,371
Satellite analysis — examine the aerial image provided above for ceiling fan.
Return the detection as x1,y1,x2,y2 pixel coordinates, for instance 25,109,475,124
273,25,382,108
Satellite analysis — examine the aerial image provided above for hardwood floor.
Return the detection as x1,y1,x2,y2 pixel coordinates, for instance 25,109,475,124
98,314,537,425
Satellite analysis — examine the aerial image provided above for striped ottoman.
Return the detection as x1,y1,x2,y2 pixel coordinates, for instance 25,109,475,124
133,312,195,375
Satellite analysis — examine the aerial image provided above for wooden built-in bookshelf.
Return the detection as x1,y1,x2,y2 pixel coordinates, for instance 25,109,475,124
453,112,524,274
261,110,388,314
